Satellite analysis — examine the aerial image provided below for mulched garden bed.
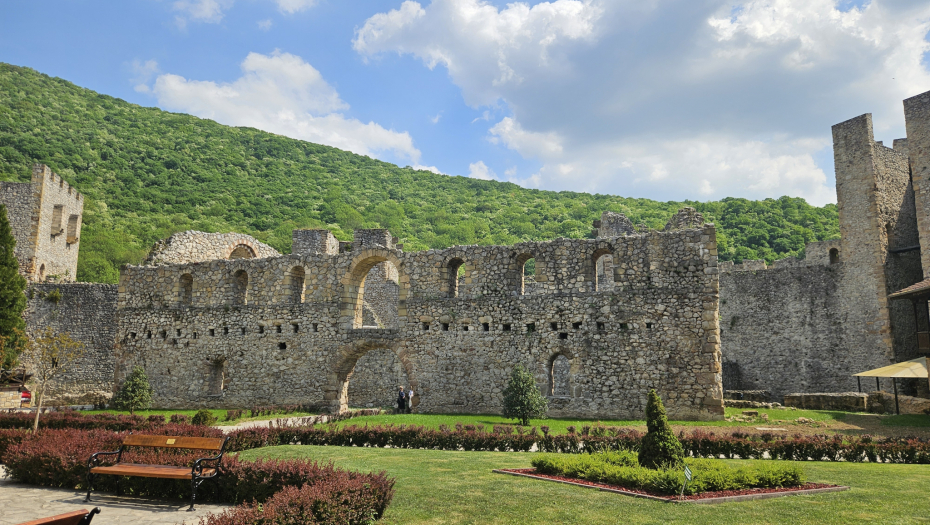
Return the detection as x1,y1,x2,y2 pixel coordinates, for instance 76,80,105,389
495,468,848,504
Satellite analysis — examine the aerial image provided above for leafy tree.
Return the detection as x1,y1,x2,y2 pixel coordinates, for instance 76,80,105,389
638,389,685,470
22,328,85,432
0,204,26,370
191,409,217,426
502,364,548,426
111,365,154,415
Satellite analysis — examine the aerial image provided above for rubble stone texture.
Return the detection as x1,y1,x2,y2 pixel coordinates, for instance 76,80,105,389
144,231,280,266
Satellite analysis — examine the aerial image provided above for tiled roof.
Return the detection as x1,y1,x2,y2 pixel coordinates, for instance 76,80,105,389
888,278,930,299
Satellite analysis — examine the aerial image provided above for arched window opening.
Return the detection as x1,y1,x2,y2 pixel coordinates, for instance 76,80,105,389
179,273,193,306
549,354,571,396
345,348,411,409
206,356,226,396
229,244,256,260
593,250,615,292
516,253,536,296
358,261,399,329
447,258,465,298
829,248,840,265
232,269,249,305
287,266,305,303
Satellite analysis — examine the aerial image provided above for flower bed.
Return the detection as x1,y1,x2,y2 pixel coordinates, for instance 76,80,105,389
220,422,930,463
529,451,806,496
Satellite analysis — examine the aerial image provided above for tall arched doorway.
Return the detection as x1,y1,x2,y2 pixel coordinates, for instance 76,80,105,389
340,251,408,330
327,340,415,413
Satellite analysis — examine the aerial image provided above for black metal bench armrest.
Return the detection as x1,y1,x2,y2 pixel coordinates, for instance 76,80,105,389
191,437,229,479
87,448,123,469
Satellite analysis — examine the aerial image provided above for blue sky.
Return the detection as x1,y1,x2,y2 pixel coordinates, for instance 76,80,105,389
2,0,929,206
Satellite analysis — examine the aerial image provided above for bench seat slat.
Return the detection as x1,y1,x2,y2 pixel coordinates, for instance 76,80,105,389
16,509,91,525
91,463,215,480
120,435,225,451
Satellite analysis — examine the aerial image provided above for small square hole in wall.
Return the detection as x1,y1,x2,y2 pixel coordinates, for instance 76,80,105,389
276,325,283,334
293,324,299,334
130,332,136,339
192,332,198,339
442,323,450,331
550,322,558,331
503,323,512,332
171,338,177,345
241,327,246,335
223,326,229,335
209,329,215,337
596,322,605,331
258,326,265,334
572,322,582,330
312,323,319,333
422,322,430,331
558,332,568,340
278,342,287,350
462,325,469,331
646,323,653,329
526,323,536,333
482,323,490,331
146,331,152,339
160,330,167,339
176,329,181,337
620,323,629,330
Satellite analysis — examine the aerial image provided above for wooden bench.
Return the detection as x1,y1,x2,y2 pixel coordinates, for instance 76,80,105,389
85,435,229,510
17,508,100,525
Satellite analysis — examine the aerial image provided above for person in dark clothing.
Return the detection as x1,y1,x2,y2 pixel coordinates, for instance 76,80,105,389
397,386,406,413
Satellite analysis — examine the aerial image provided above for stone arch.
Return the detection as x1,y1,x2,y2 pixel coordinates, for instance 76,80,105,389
444,257,466,298
179,273,193,306
543,347,580,398
325,339,416,413
285,266,305,304
592,247,615,292
513,252,540,296
340,249,408,329
231,269,249,305
829,248,840,264
228,244,257,260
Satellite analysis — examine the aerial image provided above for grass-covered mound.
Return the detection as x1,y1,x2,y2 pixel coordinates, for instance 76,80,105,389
532,451,805,495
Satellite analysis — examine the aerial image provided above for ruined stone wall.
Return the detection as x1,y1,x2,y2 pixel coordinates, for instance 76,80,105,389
144,231,280,266
114,223,723,420
346,348,410,408
22,283,118,405
904,90,930,277
0,165,83,281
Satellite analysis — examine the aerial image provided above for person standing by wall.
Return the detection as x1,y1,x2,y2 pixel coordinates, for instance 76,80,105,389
396,386,406,413
407,386,414,413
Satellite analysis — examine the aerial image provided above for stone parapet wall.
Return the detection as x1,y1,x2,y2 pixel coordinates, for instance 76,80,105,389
783,392,868,411
143,231,280,266
114,223,723,420
23,283,118,405
0,181,34,276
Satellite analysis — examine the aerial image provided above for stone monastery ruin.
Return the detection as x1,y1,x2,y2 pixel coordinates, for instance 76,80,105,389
5,89,930,418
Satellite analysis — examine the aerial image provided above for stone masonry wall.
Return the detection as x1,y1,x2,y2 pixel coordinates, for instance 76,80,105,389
144,231,280,266
114,222,724,420
0,181,35,277
22,283,118,405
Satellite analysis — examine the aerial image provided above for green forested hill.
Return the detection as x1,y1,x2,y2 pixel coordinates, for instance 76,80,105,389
0,63,840,283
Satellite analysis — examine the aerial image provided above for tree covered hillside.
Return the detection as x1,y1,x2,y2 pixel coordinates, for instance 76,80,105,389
0,63,840,283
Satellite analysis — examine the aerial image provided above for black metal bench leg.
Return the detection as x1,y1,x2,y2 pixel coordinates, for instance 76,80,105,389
189,478,198,511
115,477,121,496
84,472,94,503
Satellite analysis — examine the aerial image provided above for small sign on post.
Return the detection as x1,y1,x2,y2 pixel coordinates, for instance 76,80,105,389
680,465,693,500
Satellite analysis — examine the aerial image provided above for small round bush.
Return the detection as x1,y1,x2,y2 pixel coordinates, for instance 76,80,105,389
191,409,218,427
638,389,684,470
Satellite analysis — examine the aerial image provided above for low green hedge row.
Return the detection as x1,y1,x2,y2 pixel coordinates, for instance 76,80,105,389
531,452,806,495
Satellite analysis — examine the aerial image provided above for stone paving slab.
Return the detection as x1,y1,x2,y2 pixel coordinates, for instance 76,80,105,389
0,468,228,525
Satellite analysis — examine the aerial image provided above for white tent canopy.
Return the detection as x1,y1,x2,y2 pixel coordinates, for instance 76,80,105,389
853,358,928,379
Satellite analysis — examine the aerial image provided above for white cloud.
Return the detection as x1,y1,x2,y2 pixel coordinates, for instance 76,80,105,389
274,0,317,14
356,0,930,205
130,59,160,93
430,112,442,124
149,51,421,163
468,161,495,180
413,164,443,174
257,19,273,30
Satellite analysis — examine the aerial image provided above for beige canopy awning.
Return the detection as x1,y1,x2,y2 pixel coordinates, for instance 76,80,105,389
853,358,928,379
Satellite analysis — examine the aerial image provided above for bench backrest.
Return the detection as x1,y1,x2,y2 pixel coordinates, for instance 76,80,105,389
121,435,226,451
17,508,96,525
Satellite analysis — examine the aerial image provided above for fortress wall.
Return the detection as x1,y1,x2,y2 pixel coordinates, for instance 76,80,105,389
143,231,280,266
114,225,723,420
347,348,409,408
0,181,35,276
23,283,118,405
905,90,930,277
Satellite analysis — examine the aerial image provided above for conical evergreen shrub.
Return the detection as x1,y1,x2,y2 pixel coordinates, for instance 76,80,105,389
111,366,154,414
638,389,684,469
502,364,548,426
0,204,26,369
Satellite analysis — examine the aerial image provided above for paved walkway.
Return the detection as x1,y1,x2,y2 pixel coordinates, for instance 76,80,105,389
0,467,228,525
216,414,330,433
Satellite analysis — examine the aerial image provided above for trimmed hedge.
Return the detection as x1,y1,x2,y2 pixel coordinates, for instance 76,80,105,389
221,423,930,464
532,451,805,495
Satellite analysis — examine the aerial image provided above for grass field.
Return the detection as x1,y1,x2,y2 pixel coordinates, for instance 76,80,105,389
237,445,929,524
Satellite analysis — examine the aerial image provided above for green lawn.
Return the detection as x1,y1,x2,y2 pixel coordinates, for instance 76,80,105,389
331,407,846,435
881,413,930,427
237,445,928,524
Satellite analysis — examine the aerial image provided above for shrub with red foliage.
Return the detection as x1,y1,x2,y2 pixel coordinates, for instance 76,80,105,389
0,428,28,462
201,480,390,525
